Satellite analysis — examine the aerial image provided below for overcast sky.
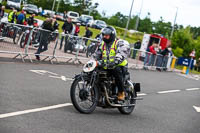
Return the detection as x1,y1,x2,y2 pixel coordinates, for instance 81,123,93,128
93,0,199,27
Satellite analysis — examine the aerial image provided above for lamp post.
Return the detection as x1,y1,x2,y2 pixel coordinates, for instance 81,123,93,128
123,0,134,39
52,0,56,11
135,0,144,31
170,7,178,39
56,0,61,12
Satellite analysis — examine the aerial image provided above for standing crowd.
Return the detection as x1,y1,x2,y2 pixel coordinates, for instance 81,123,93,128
0,7,93,60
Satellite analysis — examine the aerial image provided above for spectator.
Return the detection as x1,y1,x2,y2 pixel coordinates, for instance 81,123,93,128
27,14,35,26
38,7,42,14
74,22,80,36
63,11,68,20
59,17,73,50
0,6,5,20
52,15,59,31
132,40,141,59
194,58,200,72
156,46,172,71
144,43,158,68
35,18,54,60
84,25,93,46
8,9,17,23
148,43,158,66
16,11,25,25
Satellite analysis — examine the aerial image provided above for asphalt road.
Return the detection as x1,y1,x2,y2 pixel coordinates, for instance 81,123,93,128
0,61,200,133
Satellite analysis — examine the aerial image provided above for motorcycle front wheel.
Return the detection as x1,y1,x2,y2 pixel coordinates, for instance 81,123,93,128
70,77,98,114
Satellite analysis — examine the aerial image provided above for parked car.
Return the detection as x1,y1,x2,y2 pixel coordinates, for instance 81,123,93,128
91,20,107,29
67,11,79,23
23,4,39,15
43,10,55,17
55,12,64,21
0,13,8,23
78,14,93,26
6,0,22,10
87,19,94,27
34,19,44,27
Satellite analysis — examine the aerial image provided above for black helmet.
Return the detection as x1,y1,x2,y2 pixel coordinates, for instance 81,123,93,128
101,26,116,43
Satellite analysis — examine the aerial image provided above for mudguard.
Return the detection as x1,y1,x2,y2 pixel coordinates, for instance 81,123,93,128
133,83,141,92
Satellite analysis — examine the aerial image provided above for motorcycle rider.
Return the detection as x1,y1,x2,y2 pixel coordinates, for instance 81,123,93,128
93,26,130,100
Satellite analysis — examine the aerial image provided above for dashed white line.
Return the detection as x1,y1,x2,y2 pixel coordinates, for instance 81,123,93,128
157,90,181,94
137,93,147,96
193,106,200,113
49,75,73,81
0,103,72,119
186,88,200,91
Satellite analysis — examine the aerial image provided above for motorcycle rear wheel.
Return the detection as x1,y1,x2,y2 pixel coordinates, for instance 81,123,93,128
13,33,21,44
19,33,25,48
118,86,136,114
70,77,98,114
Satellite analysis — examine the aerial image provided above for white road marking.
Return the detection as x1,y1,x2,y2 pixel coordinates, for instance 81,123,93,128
137,93,147,96
186,88,200,91
30,70,73,81
0,103,72,119
30,70,58,75
49,75,73,81
177,73,199,81
193,106,200,113
157,90,181,94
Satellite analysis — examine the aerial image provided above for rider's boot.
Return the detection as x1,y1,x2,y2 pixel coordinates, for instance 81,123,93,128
118,91,125,101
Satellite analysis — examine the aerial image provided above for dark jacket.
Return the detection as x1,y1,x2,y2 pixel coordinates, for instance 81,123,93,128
41,20,54,31
84,29,93,38
62,21,73,34
0,8,4,18
53,20,59,31
160,48,170,56
27,16,34,26
63,13,68,20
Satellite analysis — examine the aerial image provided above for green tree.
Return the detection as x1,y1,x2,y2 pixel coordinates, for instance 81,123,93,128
153,17,172,37
171,27,194,57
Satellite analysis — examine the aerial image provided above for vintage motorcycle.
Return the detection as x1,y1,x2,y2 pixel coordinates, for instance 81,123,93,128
86,36,102,58
64,36,87,53
70,60,141,114
0,22,22,44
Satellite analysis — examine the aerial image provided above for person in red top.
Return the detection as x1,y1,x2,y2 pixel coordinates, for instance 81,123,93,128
74,23,80,36
148,43,158,66
144,43,158,69
149,44,157,55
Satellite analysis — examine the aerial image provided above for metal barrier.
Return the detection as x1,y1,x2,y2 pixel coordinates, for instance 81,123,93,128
0,21,177,71
0,21,99,64
129,48,177,71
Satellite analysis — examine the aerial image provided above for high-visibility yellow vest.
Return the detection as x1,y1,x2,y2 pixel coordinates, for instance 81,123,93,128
101,39,127,69
8,12,14,22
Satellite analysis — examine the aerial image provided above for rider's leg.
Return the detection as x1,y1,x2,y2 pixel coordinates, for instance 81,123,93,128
112,66,125,100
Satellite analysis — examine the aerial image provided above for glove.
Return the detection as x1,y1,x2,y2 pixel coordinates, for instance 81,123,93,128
107,62,116,69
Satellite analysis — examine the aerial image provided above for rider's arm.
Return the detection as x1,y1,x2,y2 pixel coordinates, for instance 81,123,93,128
115,40,130,65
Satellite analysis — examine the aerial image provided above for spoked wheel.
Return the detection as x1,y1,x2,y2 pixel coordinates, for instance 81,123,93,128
20,33,26,48
118,81,136,114
70,77,98,114
86,47,90,58
13,33,21,44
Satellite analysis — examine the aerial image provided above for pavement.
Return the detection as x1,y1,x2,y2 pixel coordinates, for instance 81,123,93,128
0,61,200,133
